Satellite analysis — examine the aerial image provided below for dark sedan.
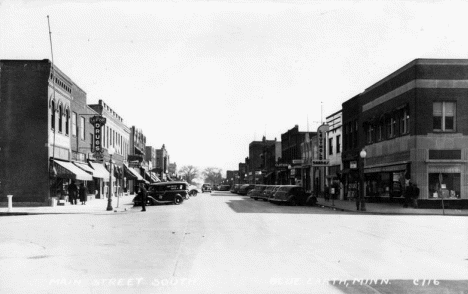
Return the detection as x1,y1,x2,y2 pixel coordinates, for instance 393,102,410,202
133,182,187,206
269,185,311,206
238,184,255,196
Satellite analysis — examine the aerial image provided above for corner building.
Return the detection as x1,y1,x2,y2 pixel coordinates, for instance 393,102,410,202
345,59,468,208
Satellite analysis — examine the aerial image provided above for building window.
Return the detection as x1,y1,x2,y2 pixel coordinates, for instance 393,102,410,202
353,120,358,148
80,116,85,140
65,109,70,136
366,124,374,144
50,100,56,130
433,102,456,131
328,138,333,155
378,120,384,141
336,135,341,154
400,108,409,134
58,105,63,133
386,115,396,138
428,173,460,198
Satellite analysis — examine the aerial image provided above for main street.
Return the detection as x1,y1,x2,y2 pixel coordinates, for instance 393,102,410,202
1,191,467,293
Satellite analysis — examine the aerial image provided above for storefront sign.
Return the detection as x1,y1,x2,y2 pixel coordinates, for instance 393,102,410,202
90,116,106,154
292,159,304,164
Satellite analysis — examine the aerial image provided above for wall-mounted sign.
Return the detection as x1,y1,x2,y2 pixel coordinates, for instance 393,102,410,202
312,160,330,166
317,124,329,161
90,116,106,154
292,159,304,164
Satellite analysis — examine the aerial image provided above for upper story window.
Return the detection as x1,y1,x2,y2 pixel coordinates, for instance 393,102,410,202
65,109,70,136
377,119,384,141
399,108,409,134
72,112,77,136
336,135,341,154
50,100,56,130
433,102,456,132
366,124,374,144
328,138,333,155
386,115,396,138
58,104,63,133
80,116,85,140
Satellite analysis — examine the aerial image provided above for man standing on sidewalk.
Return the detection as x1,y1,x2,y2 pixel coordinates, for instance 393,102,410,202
412,183,420,208
404,182,414,208
138,181,147,212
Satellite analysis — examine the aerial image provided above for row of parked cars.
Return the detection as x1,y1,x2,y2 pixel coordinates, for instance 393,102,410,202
231,184,317,206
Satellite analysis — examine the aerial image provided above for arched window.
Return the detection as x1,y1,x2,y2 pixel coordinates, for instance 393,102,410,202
65,108,70,135
58,104,63,133
50,100,56,130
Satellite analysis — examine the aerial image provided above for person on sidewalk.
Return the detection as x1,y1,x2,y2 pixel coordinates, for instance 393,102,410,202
403,182,414,208
412,183,420,208
138,181,147,212
68,180,78,205
79,182,88,205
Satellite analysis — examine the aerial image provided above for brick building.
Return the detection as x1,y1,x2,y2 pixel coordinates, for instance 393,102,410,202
343,58,468,208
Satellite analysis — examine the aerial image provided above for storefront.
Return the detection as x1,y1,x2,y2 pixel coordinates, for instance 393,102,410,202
88,161,110,199
364,163,409,201
50,159,93,202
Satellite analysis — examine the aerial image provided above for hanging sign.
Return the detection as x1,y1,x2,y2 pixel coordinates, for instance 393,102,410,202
317,124,329,161
90,116,106,154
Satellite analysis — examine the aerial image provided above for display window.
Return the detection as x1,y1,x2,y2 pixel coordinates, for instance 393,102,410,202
428,173,460,199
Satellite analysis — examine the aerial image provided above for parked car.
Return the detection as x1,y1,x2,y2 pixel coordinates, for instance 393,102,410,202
249,185,268,200
238,184,255,196
212,184,219,191
201,184,212,193
260,185,281,201
230,184,241,193
218,184,230,191
269,185,310,206
188,185,201,197
133,181,188,206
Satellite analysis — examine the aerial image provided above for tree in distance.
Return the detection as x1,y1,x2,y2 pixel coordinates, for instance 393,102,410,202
178,165,200,184
202,167,223,186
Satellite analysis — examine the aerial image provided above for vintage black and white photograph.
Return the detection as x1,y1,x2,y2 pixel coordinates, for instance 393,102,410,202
1,0,468,293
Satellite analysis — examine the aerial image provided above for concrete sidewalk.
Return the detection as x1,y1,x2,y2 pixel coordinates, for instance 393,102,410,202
0,195,138,215
317,198,468,216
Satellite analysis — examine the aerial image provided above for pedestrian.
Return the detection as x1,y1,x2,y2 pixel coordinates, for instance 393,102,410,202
404,182,413,208
412,183,420,208
324,185,330,201
79,182,88,205
138,181,147,212
67,180,78,205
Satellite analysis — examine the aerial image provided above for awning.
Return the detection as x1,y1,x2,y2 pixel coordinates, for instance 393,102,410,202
123,164,145,182
74,162,95,175
88,161,110,182
53,160,93,181
364,164,407,174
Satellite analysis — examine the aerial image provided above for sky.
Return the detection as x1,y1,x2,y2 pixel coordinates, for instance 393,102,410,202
2,0,468,175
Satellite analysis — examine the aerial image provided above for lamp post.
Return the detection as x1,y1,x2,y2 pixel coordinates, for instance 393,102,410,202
359,148,367,211
107,146,115,211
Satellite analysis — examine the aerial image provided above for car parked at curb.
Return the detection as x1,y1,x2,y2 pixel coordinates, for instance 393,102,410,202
218,185,231,191
269,185,310,206
249,185,268,200
230,184,241,193
238,184,255,196
260,185,281,201
133,181,188,206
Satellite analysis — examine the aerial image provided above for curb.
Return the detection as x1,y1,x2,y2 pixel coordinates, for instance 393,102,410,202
317,203,468,216
0,209,134,216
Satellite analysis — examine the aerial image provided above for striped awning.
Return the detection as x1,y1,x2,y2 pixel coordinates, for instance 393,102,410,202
123,164,145,182
53,160,93,181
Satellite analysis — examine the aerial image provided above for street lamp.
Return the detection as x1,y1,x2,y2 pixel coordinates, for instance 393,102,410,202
359,148,367,211
107,146,115,211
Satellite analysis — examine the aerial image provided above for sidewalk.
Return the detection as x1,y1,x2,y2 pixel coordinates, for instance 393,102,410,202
317,198,468,216
0,195,138,216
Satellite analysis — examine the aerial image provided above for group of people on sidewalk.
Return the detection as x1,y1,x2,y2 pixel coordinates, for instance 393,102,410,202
404,181,420,208
67,180,88,205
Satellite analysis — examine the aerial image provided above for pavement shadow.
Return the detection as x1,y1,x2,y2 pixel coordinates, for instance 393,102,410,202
225,197,354,215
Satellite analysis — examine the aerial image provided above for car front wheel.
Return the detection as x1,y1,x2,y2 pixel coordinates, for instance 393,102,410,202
174,195,183,205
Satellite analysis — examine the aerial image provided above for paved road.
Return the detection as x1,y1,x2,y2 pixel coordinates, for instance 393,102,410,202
1,191,467,293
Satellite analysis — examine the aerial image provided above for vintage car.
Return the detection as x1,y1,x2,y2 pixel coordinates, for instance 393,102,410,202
133,181,188,206
238,184,255,196
248,185,268,200
269,185,311,206
260,185,281,201
230,184,241,194
218,185,231,191
201,184,212,193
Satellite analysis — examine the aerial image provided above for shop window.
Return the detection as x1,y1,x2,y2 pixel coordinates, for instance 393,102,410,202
433,102,456,132
428,173,460,198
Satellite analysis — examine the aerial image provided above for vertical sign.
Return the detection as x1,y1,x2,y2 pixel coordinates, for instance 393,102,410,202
317,124,329,160
90,116,106,159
